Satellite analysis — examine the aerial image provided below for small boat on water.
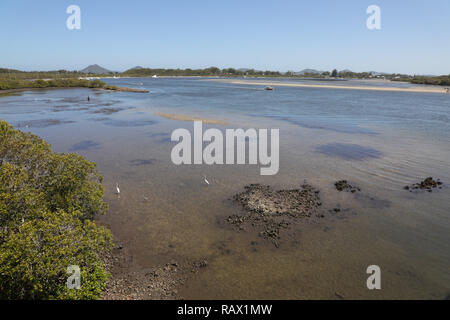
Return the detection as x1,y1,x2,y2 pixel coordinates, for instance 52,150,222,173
152,75,158,78
264,86,274,91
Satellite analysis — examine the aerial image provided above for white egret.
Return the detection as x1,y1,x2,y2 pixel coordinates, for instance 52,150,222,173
115,182,120,194
204,175,210,185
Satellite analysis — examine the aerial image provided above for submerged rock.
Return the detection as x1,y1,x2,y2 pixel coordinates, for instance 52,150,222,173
334,180,360,193
233,183,321,217
228,183,322,246
404,177,443,192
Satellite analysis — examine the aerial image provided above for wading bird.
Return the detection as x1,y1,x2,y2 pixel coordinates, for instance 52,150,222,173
115,182,120,194
204,175,210,185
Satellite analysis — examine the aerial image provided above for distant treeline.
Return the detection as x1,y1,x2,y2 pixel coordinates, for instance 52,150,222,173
0,68,110,80
2,67,449,85
0,78,116,91
393,75,450,86
123,67,283,77
123,67,413,80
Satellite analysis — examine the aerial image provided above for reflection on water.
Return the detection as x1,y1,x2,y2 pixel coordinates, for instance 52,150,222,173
0,78,449,299
70,140,101,152
129,158,158,166
16,118,75,128
316,143,382,160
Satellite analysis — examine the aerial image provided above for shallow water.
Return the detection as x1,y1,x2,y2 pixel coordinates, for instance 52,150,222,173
1,78,449,299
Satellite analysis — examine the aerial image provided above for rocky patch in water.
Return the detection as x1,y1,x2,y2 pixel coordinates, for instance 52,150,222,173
404,177,443,192
102,243,207,300
335,180,360,193
228,183,322,247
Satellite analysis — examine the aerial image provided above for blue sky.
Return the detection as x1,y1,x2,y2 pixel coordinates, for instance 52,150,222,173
1,0,449,74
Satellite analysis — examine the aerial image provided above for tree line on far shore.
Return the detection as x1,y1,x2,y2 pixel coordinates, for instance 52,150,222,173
393,75,450,86
0,78,117,91
1,67,449,86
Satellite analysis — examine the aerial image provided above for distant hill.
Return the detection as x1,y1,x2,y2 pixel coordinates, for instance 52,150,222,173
0,68,20,73
124,66,147,73
80,64,112,74
296,69,325,75
367,71,389,76
237,68,264,73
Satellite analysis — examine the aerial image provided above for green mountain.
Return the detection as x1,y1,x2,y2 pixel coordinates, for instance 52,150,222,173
80,64,112,74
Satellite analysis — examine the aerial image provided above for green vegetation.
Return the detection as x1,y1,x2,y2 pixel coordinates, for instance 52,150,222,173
392,75,450,86
0,121,112,299
0,78,117,91
122,66,410,80
123,67,282,77
0,68,110,80
2,66,448,85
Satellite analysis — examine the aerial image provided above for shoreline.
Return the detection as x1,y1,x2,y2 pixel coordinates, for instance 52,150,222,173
209,79,449,94
0,86,149,94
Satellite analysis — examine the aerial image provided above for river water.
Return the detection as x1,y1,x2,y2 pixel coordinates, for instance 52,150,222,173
1,77,449,299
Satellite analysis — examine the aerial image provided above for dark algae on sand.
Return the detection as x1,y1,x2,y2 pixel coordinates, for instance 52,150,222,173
228,183,322,247
404,177,443,192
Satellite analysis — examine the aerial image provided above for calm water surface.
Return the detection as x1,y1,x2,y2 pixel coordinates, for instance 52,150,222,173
1,78,449,299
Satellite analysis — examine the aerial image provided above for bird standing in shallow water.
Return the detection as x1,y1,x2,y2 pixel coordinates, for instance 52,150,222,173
204,175,210,185
115,182,120,196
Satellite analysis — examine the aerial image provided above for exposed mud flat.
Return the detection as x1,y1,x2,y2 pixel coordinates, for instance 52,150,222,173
102,243,208,300
106,86,149,93
155,112,228,125
210,78,449,94
404,177,443,192
228,183,322,247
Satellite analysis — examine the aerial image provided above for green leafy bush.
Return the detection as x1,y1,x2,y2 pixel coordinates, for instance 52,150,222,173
0,121,112,299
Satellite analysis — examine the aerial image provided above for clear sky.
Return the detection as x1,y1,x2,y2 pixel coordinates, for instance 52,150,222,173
1,0,449,75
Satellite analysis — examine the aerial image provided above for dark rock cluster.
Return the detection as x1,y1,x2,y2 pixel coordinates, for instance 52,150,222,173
334,180,360,193
228,183,322,247
404,177,443,192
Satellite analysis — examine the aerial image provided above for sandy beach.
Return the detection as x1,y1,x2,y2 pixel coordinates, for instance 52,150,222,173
209,79,449,94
